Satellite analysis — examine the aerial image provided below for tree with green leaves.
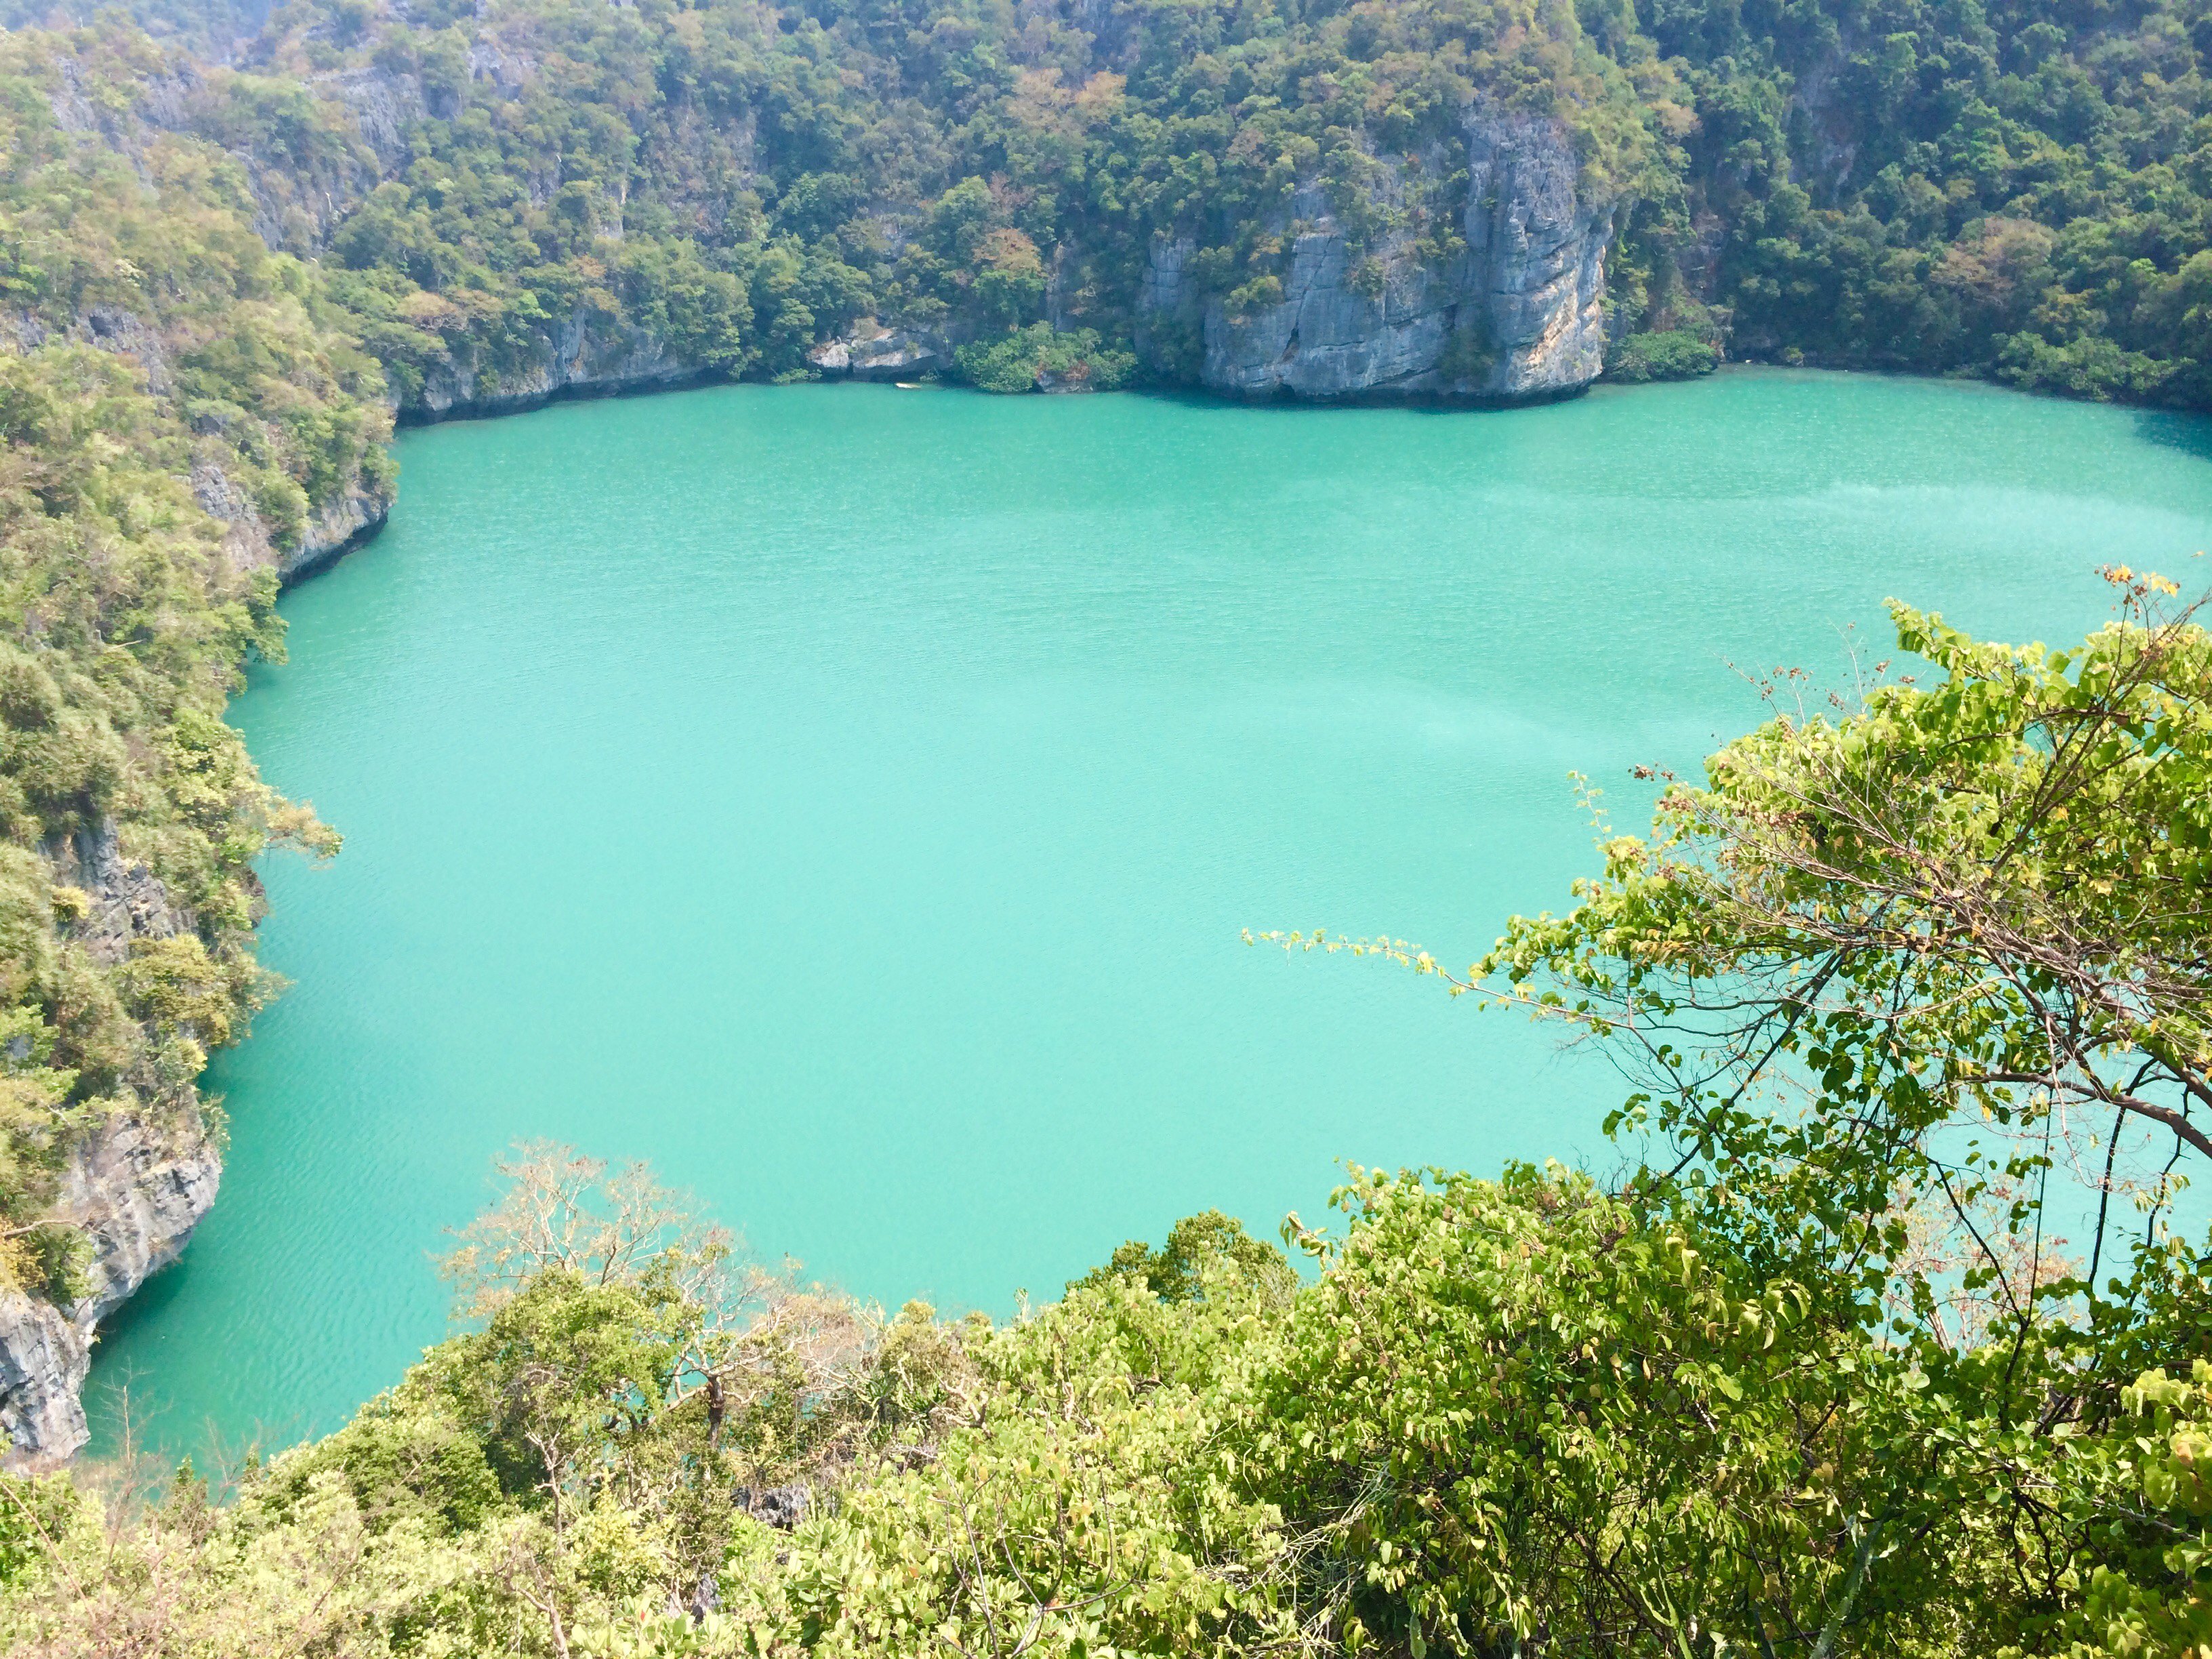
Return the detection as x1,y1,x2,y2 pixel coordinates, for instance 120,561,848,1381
1477,565,2211,1315
7,583,2212,1653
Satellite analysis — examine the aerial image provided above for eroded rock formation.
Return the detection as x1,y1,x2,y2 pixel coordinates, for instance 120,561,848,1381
1140,112,1613,399
407,308,706,423
0,826,224,1471
808,320,948,380
0,1112,221,1471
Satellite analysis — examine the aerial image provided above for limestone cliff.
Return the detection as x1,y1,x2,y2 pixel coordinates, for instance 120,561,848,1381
0,1111,221,1471
73,56,724,426
188,451,394,585
808,319,949,381
0,824,224,1471
7,240,394,585
405,308,707,424
1139,112,1613,400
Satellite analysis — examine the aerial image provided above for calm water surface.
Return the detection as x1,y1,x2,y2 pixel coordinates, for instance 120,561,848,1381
88,369,2212,1455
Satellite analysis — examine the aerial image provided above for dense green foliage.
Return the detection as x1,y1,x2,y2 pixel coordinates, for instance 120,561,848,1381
14,0,2212,404
0,28,365,1288
1610,0,2212,400
0,587,2207,1654
1603,324,1717,378
182,0,1644,398
7,0,2212,1644
955,325,1136,391
21,0,2212,419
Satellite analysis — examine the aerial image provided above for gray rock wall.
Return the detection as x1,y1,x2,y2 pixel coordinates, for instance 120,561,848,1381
808,319,949,380
1140,111,1613,399
405,307,705,424
0,1297,88,1470
0,1111,222,1471
189,453,394,585
49,821,191,966
0,824,223,1472
11,295,396,586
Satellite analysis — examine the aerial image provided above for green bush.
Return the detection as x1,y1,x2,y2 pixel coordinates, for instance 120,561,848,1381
952,325,1136,394
1606,329,1719,383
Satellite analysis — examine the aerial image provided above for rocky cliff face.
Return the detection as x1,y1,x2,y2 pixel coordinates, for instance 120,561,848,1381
0,824,224,1472
807,319,949,380
0,1111,222,1471
0,56,401,1467
405,308,707,424
187,452,394,585
9,293,393,586
73,56,717,428
1140,112,1614,399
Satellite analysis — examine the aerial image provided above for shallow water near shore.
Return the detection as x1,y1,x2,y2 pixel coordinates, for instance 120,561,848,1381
85,368,2212,1458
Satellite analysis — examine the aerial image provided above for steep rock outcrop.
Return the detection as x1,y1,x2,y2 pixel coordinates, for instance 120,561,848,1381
0,1296,87,1469
103,56,717,422
0,825,223,1471
237,66,424,253
190,457,394,584
11,292,395,584
406,307,705,422
49,820,191,966
0,1112,222,1471
1140,111,1614,399
808,319,949,380
287,476,394,581
638,102,757,241
6,304,173,392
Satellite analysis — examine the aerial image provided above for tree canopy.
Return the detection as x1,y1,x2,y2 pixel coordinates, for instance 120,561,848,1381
2,582,2209,1655
22,0,2212,403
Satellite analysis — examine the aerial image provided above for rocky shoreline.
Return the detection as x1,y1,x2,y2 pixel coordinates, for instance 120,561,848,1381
0,478,388,1467
0,821,229,1472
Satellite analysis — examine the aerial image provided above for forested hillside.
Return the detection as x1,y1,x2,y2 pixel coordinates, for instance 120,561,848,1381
14,0,2212,401
1619,0,2212,399
1,0,2211,1648
1,586,2209,1656
0,22,370,1444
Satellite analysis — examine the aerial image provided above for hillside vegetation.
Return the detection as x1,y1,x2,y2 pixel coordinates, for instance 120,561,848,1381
0,24,371,1306
0,0,2211,1649
17,0,2212,405
0,579,2208,1655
